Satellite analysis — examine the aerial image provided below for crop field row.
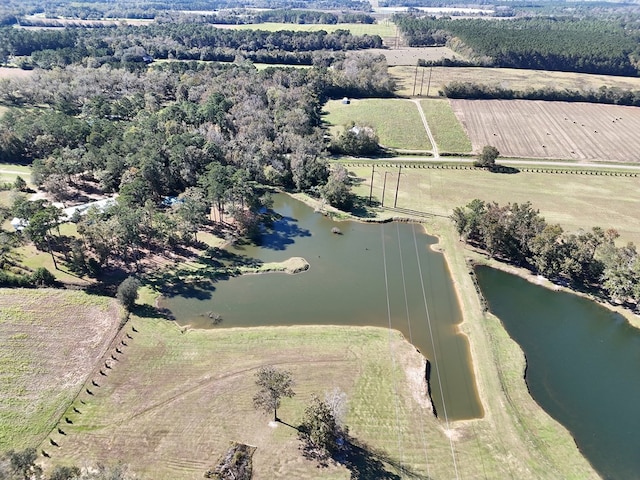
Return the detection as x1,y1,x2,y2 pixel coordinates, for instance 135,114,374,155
451,99,640,161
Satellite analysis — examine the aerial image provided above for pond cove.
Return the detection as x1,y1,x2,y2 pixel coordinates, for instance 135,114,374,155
160,194,483,421
476,266,640,480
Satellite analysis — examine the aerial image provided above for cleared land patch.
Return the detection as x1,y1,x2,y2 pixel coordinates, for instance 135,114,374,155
420,98,472,153
44,321,446,479
451,99,640,161
211,22,397,37
0,289,121,450
391,66,640,98
323,98,432,150
351,46,458,66
346,166,640,245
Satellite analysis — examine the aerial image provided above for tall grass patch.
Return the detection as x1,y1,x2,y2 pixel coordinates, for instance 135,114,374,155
421,98,472,153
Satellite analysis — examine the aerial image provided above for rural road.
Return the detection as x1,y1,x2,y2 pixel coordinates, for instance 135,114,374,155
0,169,27,175
412,99,439,159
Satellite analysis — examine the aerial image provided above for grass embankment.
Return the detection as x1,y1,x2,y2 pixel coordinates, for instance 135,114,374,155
0,289,121,450
390,65,640,98
420,98,472,153
345,166,640,245
422,217,598,480
322,98,432,151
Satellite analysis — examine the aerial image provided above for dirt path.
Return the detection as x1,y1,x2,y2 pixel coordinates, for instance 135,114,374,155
411,99,439,159
0,169,27,175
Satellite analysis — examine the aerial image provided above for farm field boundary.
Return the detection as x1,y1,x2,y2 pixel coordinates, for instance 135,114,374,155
451,99,640,162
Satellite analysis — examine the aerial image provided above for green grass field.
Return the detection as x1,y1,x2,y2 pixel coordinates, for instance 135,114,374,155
0,289,120,450
215,21,397,37
346,166,640,245
322,98,432,151
420,98,472,153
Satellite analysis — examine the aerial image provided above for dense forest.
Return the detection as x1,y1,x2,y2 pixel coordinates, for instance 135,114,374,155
452,200,640,306
0,24,383,69
395,15,640,76
0,54,394,283
0,0,371,23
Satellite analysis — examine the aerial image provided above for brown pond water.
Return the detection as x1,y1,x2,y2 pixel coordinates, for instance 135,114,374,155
159,194,483,421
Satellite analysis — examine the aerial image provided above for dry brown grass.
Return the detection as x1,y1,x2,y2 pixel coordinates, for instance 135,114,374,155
0,289,121,449
346,165,640,245
43,321,443,479
451,99,640,161
351,46,458,66
391,65,640,98
0,67,34,80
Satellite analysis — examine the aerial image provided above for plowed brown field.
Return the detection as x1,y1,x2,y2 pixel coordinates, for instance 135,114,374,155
451,99,640,162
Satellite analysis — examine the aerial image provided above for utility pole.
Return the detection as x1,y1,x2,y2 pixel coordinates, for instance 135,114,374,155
368,164,375,206
394,165,402,208
426,66,433,97
381,171,389,207
412,65,418,97
419,68,426,96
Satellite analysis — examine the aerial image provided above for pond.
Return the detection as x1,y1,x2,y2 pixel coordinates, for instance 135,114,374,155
160,194,483,421
476,266,640,480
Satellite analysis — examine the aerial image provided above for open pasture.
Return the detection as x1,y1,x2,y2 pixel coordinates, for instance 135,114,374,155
390,66,640,98
44,320,449,479
347,166,640,245
351,46,458,66
0,67,34,80
211,22,397,37
451,99,640,161
323,98,431,150
0,289,120,450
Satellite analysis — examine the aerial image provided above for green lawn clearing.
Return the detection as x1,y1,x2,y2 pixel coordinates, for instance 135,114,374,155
421,98,472,153
323,98,432,151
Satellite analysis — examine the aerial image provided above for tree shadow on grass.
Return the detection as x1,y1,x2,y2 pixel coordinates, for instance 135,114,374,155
335,437,432,480
348,196,379,219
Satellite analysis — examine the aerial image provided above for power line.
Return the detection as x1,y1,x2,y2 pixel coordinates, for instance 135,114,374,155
411,223,460,479
380,225,407,474
396,223,432,478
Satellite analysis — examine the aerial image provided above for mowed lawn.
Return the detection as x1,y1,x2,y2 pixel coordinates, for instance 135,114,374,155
323,98,432,150
347,166,640,245
420,98,472,153
0,289,121,450
45,318,450,479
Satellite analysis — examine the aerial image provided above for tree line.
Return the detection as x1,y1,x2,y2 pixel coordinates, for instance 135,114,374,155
452,200,640,307
395,15,640,76
0,22,382,69
441,81,640,107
